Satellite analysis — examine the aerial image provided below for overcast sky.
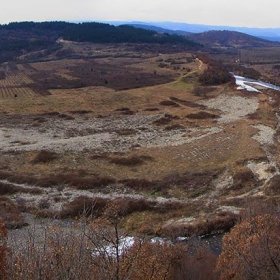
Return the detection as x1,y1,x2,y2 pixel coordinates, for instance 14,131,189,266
1,0,280,28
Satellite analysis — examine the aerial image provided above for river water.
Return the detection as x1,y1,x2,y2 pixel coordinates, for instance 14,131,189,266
234,74,280,92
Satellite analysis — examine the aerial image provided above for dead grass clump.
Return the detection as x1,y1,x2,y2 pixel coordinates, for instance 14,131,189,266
109,155,153,166
159,100,180,107
0,196,26,229
59,196,109,218
31,150,59,164
186,111,219,119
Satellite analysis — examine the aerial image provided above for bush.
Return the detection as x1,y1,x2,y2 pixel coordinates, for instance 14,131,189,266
109,198,155,217
186,111,219,119
59,196,109,218
153,117,172,126
265,175,280,195
0,197,26,229
31,150,59,164
109,155,152,166
120,178,159,191
0,182,43,195
159,100,180,107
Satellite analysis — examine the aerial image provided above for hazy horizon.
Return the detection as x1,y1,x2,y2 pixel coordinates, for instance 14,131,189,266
1,0,280,29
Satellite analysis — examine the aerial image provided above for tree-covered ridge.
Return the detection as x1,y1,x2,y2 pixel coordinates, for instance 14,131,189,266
61,22,199,45
0,21,200,63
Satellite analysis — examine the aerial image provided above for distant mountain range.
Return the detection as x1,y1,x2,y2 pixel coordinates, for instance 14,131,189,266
107,21,280,42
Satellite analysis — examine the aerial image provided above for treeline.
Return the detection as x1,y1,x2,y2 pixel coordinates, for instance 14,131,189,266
0,21,68,62
61,22,199,45
196,53,233,85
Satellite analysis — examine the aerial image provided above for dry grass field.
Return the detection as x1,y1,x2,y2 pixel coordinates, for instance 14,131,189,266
0,42,279,238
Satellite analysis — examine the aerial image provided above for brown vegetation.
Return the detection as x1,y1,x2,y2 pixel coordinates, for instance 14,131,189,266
109,155,153,166
186,111,219,119
31,150,59,164
217,214,280,279
0,197,26,229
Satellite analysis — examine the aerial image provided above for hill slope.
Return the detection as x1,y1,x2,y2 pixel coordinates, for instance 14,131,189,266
0,21,200,63
187,30,280,48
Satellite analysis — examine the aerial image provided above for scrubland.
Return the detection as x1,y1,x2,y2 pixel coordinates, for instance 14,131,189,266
0,42,280,278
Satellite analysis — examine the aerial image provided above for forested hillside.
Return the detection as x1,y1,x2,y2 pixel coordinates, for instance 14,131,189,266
0,21,200,63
